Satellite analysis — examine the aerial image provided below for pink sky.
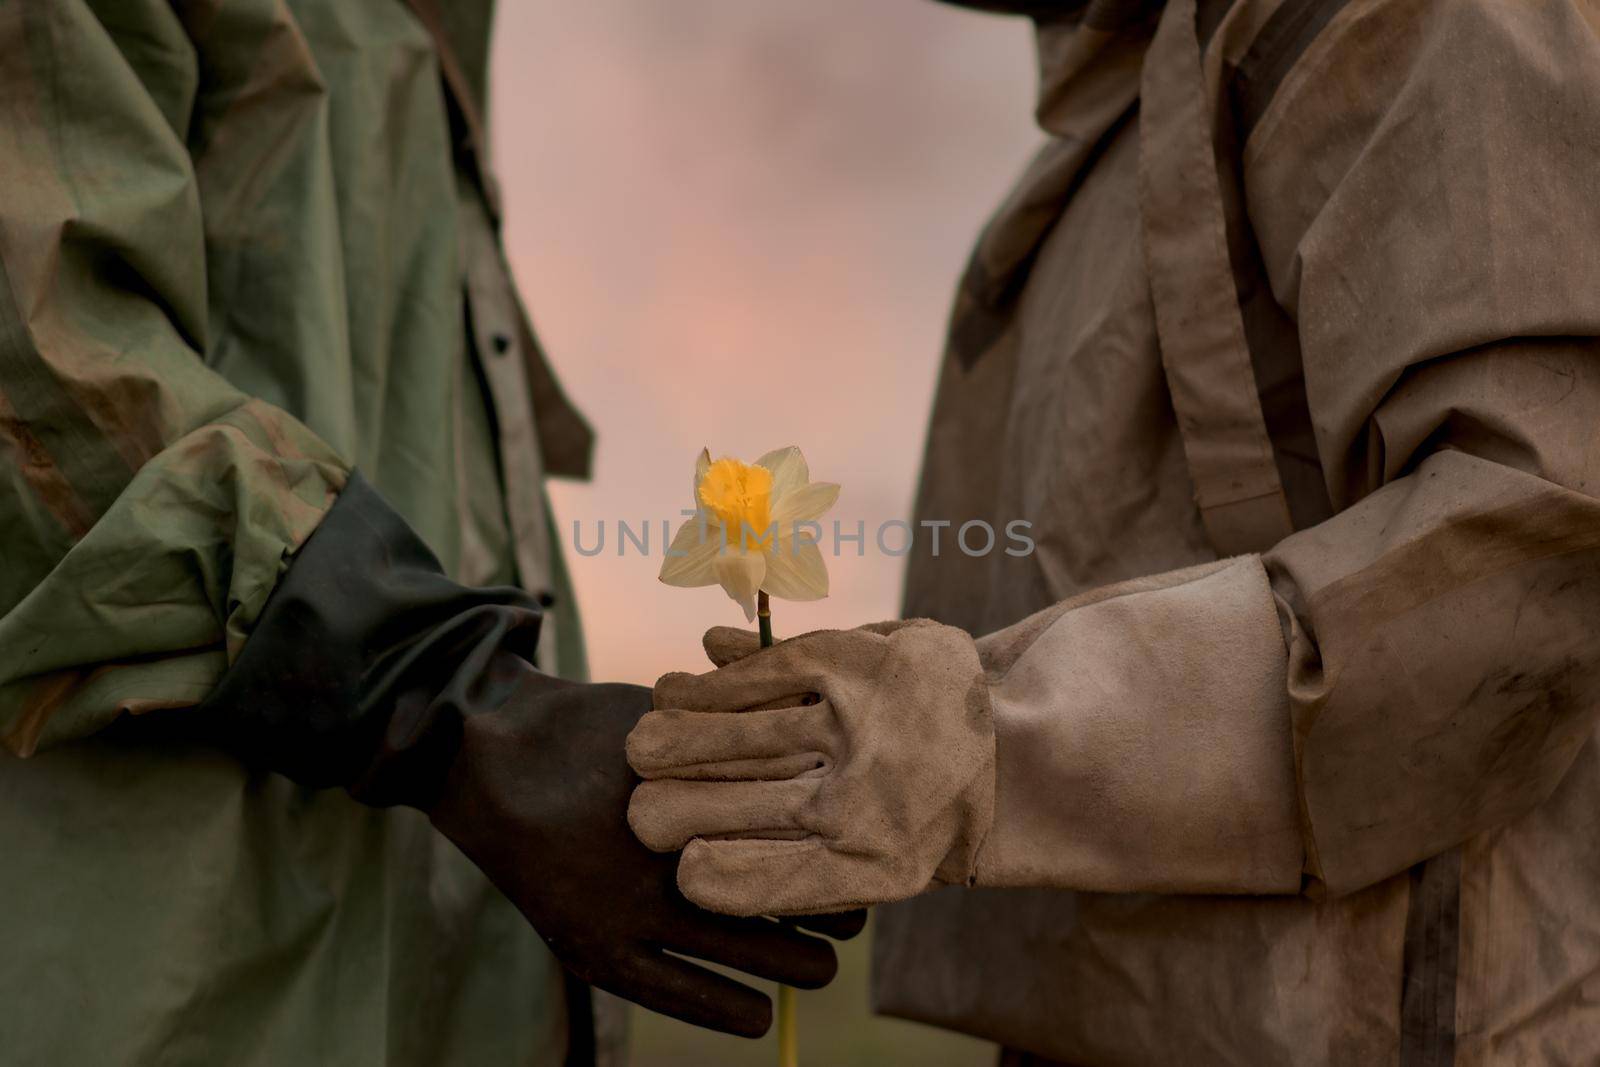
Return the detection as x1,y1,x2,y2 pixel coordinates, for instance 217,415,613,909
491,0,1040,686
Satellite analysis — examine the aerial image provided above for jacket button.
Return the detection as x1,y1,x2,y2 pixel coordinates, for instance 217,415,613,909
491,332,512,355
536,590,557,609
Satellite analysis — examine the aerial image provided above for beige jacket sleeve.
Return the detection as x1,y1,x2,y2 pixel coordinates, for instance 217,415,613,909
979,0,1600,899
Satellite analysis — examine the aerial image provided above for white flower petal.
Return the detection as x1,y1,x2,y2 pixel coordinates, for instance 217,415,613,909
693,447,712,508
659,518,721,587
714,550,767,621
771,481,840,527
762,539,828,602
755,446,808,499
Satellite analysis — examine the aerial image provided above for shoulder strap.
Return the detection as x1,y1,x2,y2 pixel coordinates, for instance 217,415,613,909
1138,0,1293,556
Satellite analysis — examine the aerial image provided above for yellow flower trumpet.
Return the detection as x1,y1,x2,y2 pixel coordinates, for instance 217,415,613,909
658,446,839,621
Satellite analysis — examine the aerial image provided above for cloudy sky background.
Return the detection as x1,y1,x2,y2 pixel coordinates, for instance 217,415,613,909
493,0,1041,688
490,6,1041,1060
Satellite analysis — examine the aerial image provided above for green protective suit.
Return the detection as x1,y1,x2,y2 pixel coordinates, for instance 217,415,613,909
0,0,599,1062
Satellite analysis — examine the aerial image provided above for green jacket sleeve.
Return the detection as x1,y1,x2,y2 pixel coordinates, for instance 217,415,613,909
0,0,349,755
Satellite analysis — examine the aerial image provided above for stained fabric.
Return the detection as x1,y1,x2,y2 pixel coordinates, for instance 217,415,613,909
0,0,595,1062
1401,848,1462,1067
879,0,1600,1062
1139,0,1293,554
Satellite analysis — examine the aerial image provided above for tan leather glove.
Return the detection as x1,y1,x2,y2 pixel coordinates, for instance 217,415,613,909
626,620,995,916
631,559,1306,918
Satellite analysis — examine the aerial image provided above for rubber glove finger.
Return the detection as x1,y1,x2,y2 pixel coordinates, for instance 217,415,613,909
787,909,868,941
658,911,838,990
603,948,773,1038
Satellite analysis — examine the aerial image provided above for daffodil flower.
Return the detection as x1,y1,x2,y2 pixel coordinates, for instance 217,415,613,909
657,446,834,1065
658,446,839,621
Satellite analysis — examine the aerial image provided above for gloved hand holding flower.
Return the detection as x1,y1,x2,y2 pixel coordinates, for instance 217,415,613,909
630,556,1311,921
627,619,996,916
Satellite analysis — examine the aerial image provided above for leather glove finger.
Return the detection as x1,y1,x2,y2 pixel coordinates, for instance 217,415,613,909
655,630,862,713
701,620,936,669
628,705,831,780
677,838,893,917
629,777,817,852
703,626,761,668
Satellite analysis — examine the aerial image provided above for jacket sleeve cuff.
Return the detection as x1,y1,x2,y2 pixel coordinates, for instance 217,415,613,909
188,471,544,807
972,555,1305,894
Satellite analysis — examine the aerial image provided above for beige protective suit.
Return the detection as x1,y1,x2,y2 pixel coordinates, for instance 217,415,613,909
878,0,1600,1063
632,0,1600,1062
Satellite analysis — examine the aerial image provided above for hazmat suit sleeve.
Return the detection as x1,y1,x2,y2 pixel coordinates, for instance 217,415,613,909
974,0,1600,899
0,1,349,756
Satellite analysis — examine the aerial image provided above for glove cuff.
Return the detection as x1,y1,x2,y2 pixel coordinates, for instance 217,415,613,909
897,622,996,890
934,670,997,889
190,471,545,808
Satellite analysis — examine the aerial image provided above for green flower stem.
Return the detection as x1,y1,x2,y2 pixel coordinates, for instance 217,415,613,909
757,589,795,1066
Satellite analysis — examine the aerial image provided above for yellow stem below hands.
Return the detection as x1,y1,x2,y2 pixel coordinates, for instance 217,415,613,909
777,984,797,1067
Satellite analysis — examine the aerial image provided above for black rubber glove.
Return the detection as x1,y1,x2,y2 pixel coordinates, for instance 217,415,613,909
432,675,851,1033
153,473,860,1038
